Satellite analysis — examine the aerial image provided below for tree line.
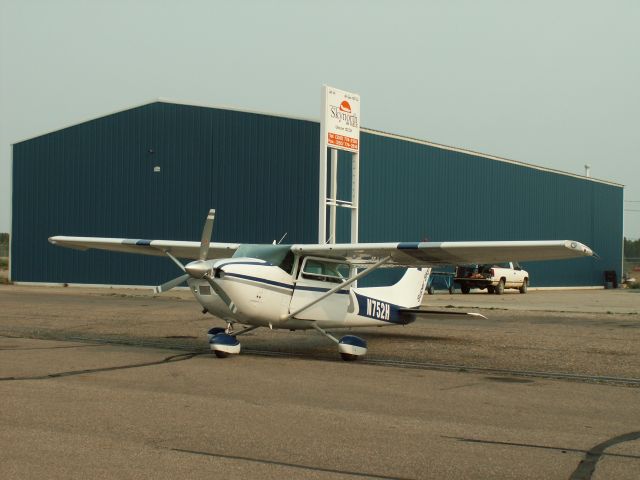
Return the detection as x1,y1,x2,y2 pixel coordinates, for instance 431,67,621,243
625,237,640,259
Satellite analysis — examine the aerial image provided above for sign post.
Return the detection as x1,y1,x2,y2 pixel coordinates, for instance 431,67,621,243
319,85,360,246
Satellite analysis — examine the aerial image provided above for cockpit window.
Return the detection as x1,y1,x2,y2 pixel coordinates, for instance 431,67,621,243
232,244,295,274
301,258,350,283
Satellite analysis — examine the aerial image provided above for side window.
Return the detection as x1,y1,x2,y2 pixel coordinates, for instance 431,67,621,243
301,259,350,283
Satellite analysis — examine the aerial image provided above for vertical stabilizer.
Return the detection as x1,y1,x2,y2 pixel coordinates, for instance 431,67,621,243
354,268,431,308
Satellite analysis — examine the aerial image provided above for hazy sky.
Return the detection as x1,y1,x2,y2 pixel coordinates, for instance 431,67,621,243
1,0,639,238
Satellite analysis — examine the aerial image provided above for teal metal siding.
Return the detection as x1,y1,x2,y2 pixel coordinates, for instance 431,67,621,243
12,103,320,285
357,132,620,286
12,101,621,287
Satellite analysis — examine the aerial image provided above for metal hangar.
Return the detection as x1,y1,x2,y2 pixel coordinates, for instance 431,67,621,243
10,100,622,287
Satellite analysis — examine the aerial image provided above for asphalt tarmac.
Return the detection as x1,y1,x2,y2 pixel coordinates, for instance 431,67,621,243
0,285,639,479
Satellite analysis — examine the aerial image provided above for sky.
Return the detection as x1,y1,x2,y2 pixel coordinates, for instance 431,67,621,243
1,0,639,238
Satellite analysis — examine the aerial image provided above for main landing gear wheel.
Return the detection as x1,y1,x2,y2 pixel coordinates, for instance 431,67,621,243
338,335,368,361
312,324,368,361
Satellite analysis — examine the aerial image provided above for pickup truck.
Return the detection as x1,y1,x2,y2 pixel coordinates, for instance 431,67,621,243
454,262,529,294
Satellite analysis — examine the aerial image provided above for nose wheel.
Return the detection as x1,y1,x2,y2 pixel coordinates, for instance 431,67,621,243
209,333,241,357
207,324,260,358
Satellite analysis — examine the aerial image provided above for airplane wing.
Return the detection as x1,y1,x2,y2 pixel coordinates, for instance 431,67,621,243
48,236,240,260
290,240,595,267
49,236,595,266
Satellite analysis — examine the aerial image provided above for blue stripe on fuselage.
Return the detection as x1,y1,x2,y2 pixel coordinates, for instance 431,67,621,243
224,272,293,290
223,272,349,294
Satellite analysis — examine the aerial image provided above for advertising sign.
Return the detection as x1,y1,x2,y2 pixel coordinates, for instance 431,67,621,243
323,86,360,153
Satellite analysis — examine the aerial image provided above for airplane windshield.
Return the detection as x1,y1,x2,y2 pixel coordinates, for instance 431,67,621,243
233,244,293,272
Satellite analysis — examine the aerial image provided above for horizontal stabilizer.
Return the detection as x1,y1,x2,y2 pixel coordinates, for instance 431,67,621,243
399,308,487,320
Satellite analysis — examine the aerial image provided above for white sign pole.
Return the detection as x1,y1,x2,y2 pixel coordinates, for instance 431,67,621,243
330,149,338,244
351,151,359,243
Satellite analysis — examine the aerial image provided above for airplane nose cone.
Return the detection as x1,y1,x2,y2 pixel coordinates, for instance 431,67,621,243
185,260,212,278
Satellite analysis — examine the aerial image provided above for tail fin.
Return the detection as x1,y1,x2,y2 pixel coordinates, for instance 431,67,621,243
356,268,431,308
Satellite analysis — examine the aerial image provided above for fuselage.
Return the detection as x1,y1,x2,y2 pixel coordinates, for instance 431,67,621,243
188,257,425,330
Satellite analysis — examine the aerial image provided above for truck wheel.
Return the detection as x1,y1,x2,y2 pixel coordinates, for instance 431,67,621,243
519,278,528,294
487,286,495,294
461,284,471,294
427,285,434,295
494,279,505,295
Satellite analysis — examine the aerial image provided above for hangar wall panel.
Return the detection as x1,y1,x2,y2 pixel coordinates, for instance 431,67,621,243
12,103,320,285
11,101,622,287
356,133,622,286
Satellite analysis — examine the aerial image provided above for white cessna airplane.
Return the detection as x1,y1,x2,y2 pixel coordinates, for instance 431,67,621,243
49,209,595,361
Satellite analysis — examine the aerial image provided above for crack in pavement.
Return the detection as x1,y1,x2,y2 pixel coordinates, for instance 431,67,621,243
0,352,204,381
0,344,106,351
446,434,640,479
445,436,640,461
169,447,417,480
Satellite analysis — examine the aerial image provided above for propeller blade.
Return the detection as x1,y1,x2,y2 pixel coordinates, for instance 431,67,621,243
165,251,186,273
199,209,216,261
154,273,190,294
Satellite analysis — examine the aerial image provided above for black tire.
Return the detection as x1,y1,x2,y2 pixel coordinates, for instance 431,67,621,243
487,286,495,294
519,278,528,294
448,286,454,294
213,350,230,358
494,279,505,295
461,284,471,294
427,285,435,295
340,353,359,361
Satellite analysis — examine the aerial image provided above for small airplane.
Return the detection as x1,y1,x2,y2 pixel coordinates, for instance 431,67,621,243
49,209,595,361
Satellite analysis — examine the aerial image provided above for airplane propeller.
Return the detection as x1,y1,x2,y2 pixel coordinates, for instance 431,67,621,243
154,210,237,311
155,209,218,293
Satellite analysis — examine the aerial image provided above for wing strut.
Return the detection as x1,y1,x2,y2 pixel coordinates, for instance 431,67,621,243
282,256,391,321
